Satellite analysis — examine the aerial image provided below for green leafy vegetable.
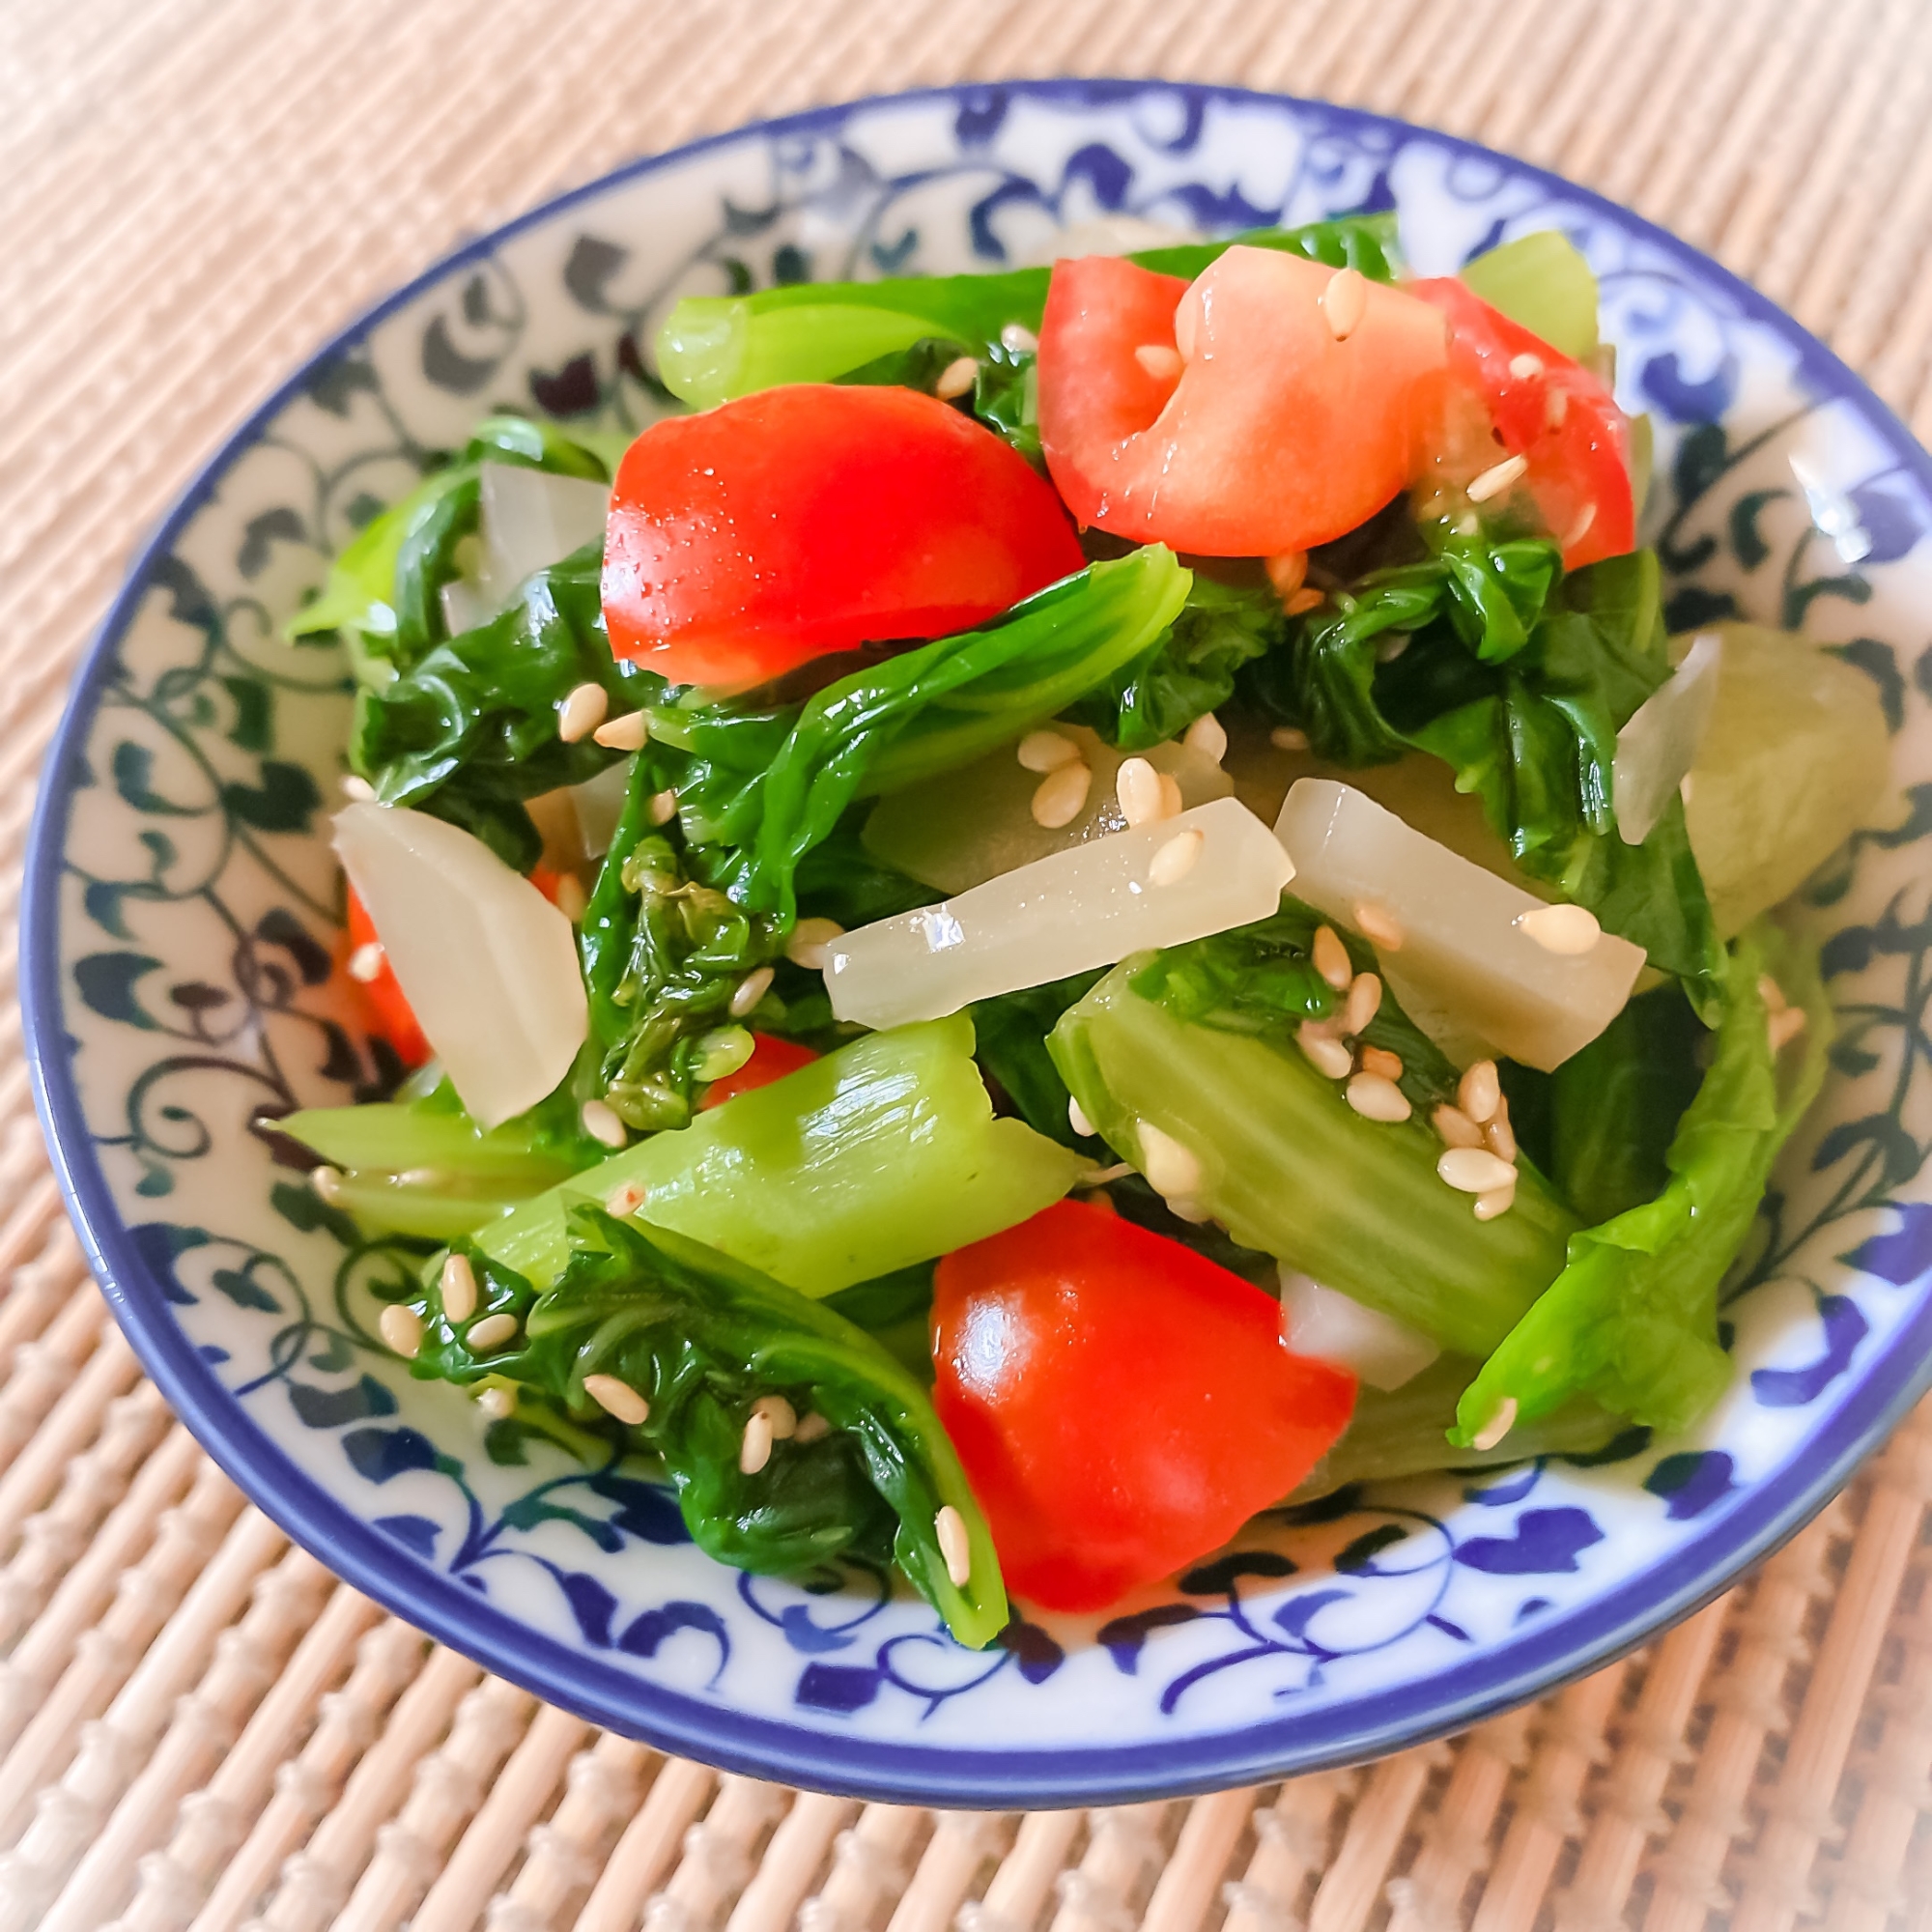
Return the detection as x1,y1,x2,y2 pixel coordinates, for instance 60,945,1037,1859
408,1210,1006,1646
971,971,1108,1149
1452,924,1831,1442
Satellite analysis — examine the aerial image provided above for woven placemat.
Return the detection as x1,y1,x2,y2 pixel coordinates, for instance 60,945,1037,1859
8,2,1932,1925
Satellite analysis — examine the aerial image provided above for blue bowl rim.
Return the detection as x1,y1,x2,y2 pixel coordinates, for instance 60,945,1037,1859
22,76,1932,1807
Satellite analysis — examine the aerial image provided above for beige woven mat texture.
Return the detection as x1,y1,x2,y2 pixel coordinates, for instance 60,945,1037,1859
9,1,1932,1926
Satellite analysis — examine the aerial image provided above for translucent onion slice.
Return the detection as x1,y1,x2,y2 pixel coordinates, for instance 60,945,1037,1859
479,461,611,600
826,797,1294,1031
334,804,587,1128
1279,1267,1440,1391
1613,631,1721,844
568,759,634,861
1275,779,1644,1071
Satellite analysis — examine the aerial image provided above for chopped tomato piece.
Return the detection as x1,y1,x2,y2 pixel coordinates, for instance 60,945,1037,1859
932,1199,1357,1611
343,884,428,1067
1407,277,1634,567
1036,246,1450,557
699,1033,819,1110
603,384,1087,690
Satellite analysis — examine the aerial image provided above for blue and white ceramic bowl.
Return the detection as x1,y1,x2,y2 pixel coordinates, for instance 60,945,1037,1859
24,81,1932,1806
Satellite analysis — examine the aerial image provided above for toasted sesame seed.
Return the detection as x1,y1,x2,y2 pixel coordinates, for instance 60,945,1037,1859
1321,266,1369,341
1455,510,1481,537
1434,1103,1485,1150
1138,1121,1203,1201
1508,353,1546,381
1353,902,1405,952
1313,924,1352,992
1285,587,1326,616
582,1099,627,1149
1347,1072,1411,1122
1547,388,1571,430
1157,773,1184,818
440,1252,478,1323
740,1406,775,1475
584,1373,650,1425
1264,551,1309,600
1000,322,1038,355
1359,1044,1404,1082
605,1181,646,1217
1470,1396,1518,1450
1518,903,1602,954
341,774,378,803
1438,1146,1518,1194
348,942,384,982
1270,724,1311,752
1343,972,1382,1036
935,1503,973,1587
1565,502,1597,549
1174,298,1199,359
729,965,775,1018
785,917,845,971
379,1304,422,1358
935,355,980,400
1297,1022,1354,1081
1759,974,1788,1012
1473,1183,1517,1222
1031,760,1092,829
1768,1006,1808,1053
466,1311,519,1353
794,1411,832,1444
648,788,679,826
554,874,588,923
311,1165,344,1206
1466,453,1530,504
558,682,610,744
1679,774,1695,807
1183,713,1228,761
753,1393,798,1440
592,709,650,751
477,1382,517,1420
1017,728,1080,772
1116,756,1169,827
1149,827,1205,886
1068,1094,1095,1138
1459,1060,1501,1125
1134,343,1183,382
1484,1095,1519,1164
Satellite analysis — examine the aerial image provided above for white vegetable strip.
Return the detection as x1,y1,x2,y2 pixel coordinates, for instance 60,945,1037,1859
334,803,587,1128
1275,779,1643,1072
1612,631,1721,844
826,797,1294,1031
569,758,633,860
1279,1267,1440,1391
480,461,611,599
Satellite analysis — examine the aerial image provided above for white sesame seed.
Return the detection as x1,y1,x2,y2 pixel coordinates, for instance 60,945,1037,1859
647,788,679,827
557,682,610,744
1484,1096,1518,1164
592,709,650,752
1313,924,1352,991
1321,266,1370,341
1347,1072,1411,1122
477,1382,517,1420
1270,724,1311,752
1459,1060,1501,1125
1133,343,1183,382
1149,827,1205,886
1116,755,1169,827
395,1167,448,1189
1438,1146,1519,1194
785,917,845,971
1264,551,1309,601
740,1406,775,1475
1174,298,1199,360
1377,632,1411,664
554,874,588,923
794,1411,832,1444
1068,1094,1095,1138
582,1099,627,1149
935,1503,973,1588
1157,773,1184,819
1565,501,1597,549
1455,511,1481,537
466,1311,519,1353
1679,774,1695,807
605,1181,646,1217
1508,353,1546,381
1016,728,1080,773
1343,972,1382,1036
1466,453,1530,504
1285,587,1325,616
1434,1104,1486,1150
1183,713,1228,762
1137,1121,1203,1201
1518,903,1602,954
935,355,980,400
438,1253,477,1324
584,1373,650,1425
1759,974,1788,1013
347,942,384,982
1768,1006,1808,1053
1547,388,1571,430
311,1165,344,1206
1031,760,1092,829
379,1304,422,1358
729,965,775,1018
341,775,378,803
1297,1022,1354,1081
1358,1044,1404,1083
1000,322,1038,355
1352,902,1405,952
1470,1396,1519,1450
1473,1182,1518,1223
753,1393,798,1440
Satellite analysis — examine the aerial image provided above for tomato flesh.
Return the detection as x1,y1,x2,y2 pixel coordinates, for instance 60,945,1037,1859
698,1033,818,1110
1036,246,1450,557
1407,277,1634,567
932,1199,1357,1611
603,384,1087,690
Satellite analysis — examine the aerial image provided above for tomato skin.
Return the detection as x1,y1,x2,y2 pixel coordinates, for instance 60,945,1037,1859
698,1033,819,1110
1406,278,1634,567
343,885,429,1068
603,384,1087,690
1037,247,1450,557
932,1199,1357,1611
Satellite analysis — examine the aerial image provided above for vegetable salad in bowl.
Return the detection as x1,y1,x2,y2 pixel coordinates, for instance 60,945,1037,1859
280,212,1870,1648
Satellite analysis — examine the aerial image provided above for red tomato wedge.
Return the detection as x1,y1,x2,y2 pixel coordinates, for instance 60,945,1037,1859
603,384,1087,690
343,883,429,1068
1406,277,1634,567
1036,246,1450,557
932,1199,1357,1611
698,1033,818,1110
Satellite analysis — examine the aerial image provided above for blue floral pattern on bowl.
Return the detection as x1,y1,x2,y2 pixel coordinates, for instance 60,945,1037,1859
23,81,1932,1806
